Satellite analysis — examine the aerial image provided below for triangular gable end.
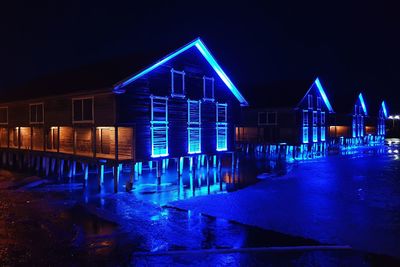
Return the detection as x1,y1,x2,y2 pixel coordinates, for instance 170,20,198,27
113,38,249,106
296,78,334,113
358,93,367,115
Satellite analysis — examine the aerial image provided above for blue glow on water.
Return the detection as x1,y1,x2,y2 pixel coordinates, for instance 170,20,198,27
114,38,248,106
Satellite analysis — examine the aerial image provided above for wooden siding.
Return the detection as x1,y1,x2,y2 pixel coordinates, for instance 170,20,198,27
32,127,44,151
0,128,7,148
116,47,243,161
1,91,116,127
59,127,74,153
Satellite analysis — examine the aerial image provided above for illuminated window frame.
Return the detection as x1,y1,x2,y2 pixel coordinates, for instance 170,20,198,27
203,76,215,102
321,112,326,125
321,126,326,141
313,111,318,126
171,68,185,98
0,107,8,125
151,95,169,158
188,100,201,154
359,115,364,137
216,103,228,151
72,97,94,123
352,115,357,138
29,102,44,124
303,110,309,126
313,127,318,142
303,127,309,143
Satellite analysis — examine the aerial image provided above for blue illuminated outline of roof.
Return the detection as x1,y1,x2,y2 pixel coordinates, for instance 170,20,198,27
113,38,249,106
314,78,334,113
358,93,367,115
381,100,388,118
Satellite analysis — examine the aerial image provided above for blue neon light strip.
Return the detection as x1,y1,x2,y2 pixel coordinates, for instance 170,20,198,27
113,38,249,106
381,101,388,118
150,96,169,158
358,93,367,115
314,78,334,113
188,100,201,154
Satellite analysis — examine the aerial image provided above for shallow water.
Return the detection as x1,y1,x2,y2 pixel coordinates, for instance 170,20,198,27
1,141,400,265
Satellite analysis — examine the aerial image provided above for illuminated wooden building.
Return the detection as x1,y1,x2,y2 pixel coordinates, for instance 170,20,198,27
236,78,334,158
0,38,248,191
329,93,371,146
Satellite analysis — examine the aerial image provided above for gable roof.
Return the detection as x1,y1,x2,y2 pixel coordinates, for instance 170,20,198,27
358,92,367,115
113,37,249,106
296,78,334,113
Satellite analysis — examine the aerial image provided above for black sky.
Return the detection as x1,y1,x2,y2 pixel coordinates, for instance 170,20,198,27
0,1,399,113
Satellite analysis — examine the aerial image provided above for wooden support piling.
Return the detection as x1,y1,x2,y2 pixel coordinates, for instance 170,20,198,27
156,160,161,185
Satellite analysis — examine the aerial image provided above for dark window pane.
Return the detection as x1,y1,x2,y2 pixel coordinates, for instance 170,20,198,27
37,105,43,122
83,98,93,121
204,79,214,99
30,105,36,122
267,113,276,124
173,72,184,95
74,100,82,121
0,108,7,123
258,113,267,124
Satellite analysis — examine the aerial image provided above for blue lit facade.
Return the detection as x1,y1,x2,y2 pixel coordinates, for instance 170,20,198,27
237,78,334,158
115,38,247,161
377,101,388,137
352,93,367,138
329,92,387,148
298,78,333,146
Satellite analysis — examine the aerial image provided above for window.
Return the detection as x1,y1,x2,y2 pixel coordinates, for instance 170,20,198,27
30,103,44,123
0,107,8,124
188,100,201,154
359,106,363,115
308,95,313,109
317,97,321,109
203,76,214,101
313,127,318,142
359,116,364,137
321,126,326,141
216,103,228,151
303,127,309,143
258,112,267,125
73,98,93,122
352,115,357,137
267,112,277,125
354,105,358,115
313,111,318,126
321,112,325,125
303,110,309,126
151,96,168,157
171,68,185,97
302,110,309,143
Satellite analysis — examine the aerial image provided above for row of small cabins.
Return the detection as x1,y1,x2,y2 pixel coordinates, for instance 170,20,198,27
0,38,389,191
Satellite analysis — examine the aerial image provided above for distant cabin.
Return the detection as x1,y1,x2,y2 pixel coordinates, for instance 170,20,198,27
0,38,248,166
366,100,388,139
377,101,388,137
237,78,334,151
330,93,368,140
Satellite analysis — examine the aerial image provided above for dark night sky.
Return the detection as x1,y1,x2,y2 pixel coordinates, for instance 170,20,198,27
0,1,399,113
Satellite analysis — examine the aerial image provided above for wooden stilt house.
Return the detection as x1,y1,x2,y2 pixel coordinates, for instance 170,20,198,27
0,38,248,190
